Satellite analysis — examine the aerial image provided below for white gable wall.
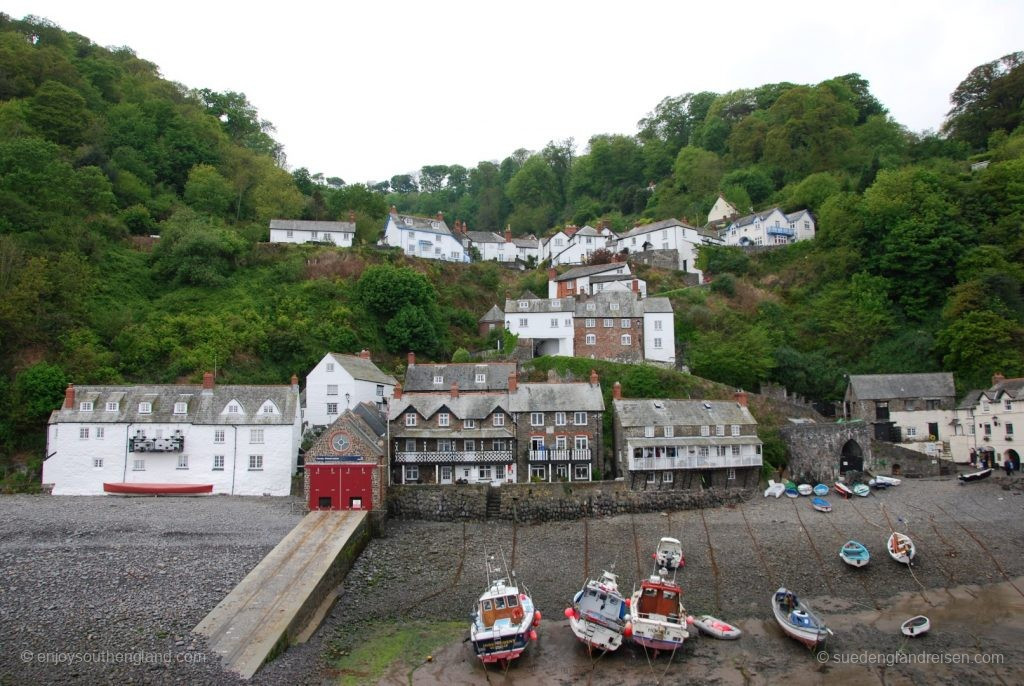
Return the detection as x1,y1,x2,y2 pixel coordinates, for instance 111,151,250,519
269,228,353,246
643,312,676,364
305,354,393,427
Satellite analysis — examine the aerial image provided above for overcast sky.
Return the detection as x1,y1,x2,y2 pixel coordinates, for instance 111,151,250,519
8,1,1023,184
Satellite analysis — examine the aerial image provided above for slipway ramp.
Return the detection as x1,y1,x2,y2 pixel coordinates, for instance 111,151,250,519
195,509,368,679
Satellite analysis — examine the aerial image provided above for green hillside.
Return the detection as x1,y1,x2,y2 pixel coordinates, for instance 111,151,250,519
0,14,1021,489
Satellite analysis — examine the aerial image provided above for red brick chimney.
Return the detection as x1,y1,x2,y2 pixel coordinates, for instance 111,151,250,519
631,279,639,293
203,372,214,390
64,383,75,409
349,210,356,222
505,226,512,243
390,205,398,217
450,382,459,399
360,349,370,359
394,383,403,400
993,372,1006,387
436,211,444,222
508,371,518,393
734,390,749,407
612,381,622,400
407,352,415,367
590,369,599,387
547,267,557,281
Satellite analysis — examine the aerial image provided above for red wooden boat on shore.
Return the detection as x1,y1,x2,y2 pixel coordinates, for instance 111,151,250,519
103,482,213,495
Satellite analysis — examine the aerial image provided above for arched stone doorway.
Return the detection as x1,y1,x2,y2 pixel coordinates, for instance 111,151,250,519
839,440,863,474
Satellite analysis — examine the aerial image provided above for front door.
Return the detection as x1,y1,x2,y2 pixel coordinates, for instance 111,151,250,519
928,422,939,440
440,465,453,484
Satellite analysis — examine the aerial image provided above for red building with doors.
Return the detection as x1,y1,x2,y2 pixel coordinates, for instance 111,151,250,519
303,403,386,511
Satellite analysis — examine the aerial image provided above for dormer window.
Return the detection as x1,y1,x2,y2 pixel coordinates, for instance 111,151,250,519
433,375,444,384
475,373,486,383
610,303,620,311
586,303,596,311
173,402,187,414
260,401,278,414
79,402,93,411
138,402,152,414
518,301,528,310
105,402,119,412
228,404,239,413
551,301,561,310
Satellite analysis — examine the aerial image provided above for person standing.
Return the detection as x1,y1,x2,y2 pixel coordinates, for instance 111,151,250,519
1005,459,1013,477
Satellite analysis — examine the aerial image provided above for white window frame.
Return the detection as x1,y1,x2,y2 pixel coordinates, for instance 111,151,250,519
493,414,505,427
250,429,264,444
621,319,631,328
573,464,590,481
731,424,740,436
603,318,614,328
574,411,587,426
79,402,93,412
530,412,544,426
585,334,596,345
405,412,417,426
93,457,103,468
326,384,339,396
716,425,725,437
654,320,663,331
475,373,486,383
433,375,444,384
464,419,476,429
585,318,596,328
664,425,674,438
79,427,89,439
701,425,710,437
213,455,225,471
173,402,187,414
663,471,673,483
327,403,338,415
326,362,335,372
214,429,225,444
644,426,655,438
138,402,152,414
438,413,450,427
620,334,631,345
105,401,119,412
727,468,736,480
404,465,419,482
177,454,189,470
654,338,662,349
133,458,145,471
248,455,263,471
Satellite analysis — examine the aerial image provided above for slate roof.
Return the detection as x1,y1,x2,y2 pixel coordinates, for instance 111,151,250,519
785,209,812,223
328,353,397,385
847,373,956,401
508,383,605,412
984,377,1024,400
644,297,673,313
618,218,693,239
957,389,984,410
465,230,504,243
505,297,575,314
388,393,509,420
392,214,453,236
727,207,785,229
478,305,505,323
50,384,299,425
403,363,517,393
308,406,385,458
512,236,540,249
613,398,757,427
352,401,387,437
575,226,602,237
553,263,630,282
270,219,355,233
590,273,638,284
573,292,671,316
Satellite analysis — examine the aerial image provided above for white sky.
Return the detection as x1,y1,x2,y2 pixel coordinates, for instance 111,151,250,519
8,1,1023,184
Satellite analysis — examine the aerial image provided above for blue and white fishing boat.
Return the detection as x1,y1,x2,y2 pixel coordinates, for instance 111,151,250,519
565,571,629,652
772,588,832,649
811,497,832,512
470,554,539,665
839,540,870,568
813,484,829,497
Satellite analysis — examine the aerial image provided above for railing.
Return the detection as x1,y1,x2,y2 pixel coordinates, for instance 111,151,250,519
528,449,591,462
628,454,762,471
130,436,184,453
394,450,512,464
766,226,795,237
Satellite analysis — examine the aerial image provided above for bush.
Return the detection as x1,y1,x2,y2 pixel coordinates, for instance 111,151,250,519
452,347,471,362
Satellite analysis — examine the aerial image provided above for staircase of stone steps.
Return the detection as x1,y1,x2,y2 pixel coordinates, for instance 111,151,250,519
485,486,501,519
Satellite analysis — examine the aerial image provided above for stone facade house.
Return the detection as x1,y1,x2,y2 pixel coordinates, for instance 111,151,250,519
478,305,505,337
402,356,516,394
611,386,763,490
44,374,301,496
303,403,386,510
843,373,956,446
575,292,675,365
508,370,605,483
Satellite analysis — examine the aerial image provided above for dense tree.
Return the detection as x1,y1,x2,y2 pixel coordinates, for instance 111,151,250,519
943,51,1024,149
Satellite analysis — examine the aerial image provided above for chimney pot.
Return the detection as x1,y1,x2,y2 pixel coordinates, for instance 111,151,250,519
349,210,356,222
407,351,415,367
360,349,370,359
508,371,518,393
64,383,75,409
590,369,599,387
505,226,512,243
451,382,459,399
394,383,403,400
613,381,622,400
734,389,749,407
203,372,214,390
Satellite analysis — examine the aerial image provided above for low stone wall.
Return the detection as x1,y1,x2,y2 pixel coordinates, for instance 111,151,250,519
386,482,756,522
627,249,679,271
870,440,952,478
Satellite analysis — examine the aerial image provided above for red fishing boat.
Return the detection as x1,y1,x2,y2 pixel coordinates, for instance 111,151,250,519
103,482,213,495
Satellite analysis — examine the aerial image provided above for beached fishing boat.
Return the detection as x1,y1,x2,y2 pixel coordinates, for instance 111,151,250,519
470,556,539,665
629,568,690,655
103,482,213,495
900,615,930,637
565,571,629,652
797,484,813,496
692,614,741,640
654,537,685,570
874,475,901,487
764,480,785,498
785,485,800,498
813,484,829,497
958,468,992,484
868,478,890,490
834,482,853,499
852,483,870,497
887,532,915,565
771,588,831,649
811,497,832,512
839,541,870,568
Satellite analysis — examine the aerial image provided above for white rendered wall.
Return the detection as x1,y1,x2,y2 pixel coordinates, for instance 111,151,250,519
644,313,676,363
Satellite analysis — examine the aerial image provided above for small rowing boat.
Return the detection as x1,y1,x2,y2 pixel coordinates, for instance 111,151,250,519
834,482,853,499
901,615,930,637
852,483,870,497
887,532,915,565
764,480,785,498
785,486,800,498
874,475,900,487
797,484,813,496
958,468,992,484
839,541,869,567
811,497,832,513
692,614,741,640
771,588,831,649
813,484,829,496
655,537,685,570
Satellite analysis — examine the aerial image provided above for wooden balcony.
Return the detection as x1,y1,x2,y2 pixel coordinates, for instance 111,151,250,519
628,454,762,471
528,449,591,462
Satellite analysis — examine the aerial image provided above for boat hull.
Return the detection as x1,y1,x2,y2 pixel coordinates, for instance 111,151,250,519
887,533,915,565
693,615,741,640
901,616,930,637
811,498,832,512
103,482,213,495
959,468,992,484
772,589,829,649
630,629,687,652
471,629,531,663
568,615,624,652
834,483,852,499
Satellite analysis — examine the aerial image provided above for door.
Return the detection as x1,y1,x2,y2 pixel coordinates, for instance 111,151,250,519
840,440,864,474
875,401,889,421
339,465,374,511
928,422,939,440
440,465,453,484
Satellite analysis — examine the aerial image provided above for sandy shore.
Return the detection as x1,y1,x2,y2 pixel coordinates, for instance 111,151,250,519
316,476,1024,685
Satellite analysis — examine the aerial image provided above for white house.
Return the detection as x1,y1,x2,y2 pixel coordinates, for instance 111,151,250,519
721,207,816,246
541,226,616,266
707,195,739,224
304,351,397,428
504,293,577,357
547,263,646,298
642,298,676,365
464,227,514,262
43,374,301,496
512,235,541,264
269,217,355,246
379,207,467,262
615,218,703,278
949,373,1022,468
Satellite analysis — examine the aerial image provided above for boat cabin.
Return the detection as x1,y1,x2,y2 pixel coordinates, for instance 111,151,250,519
578,582,625,623
636,578,683,623
479,581,524,628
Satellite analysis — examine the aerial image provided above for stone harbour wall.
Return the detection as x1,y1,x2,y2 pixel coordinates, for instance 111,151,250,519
386,481,756,522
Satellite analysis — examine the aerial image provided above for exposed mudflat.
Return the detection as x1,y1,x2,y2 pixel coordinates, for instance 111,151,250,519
1,476,1023,685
